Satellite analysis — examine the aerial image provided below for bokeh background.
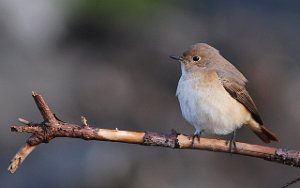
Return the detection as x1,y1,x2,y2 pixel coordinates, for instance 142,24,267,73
1,0,300,187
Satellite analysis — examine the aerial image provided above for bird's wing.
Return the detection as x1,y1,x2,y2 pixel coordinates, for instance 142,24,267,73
217,72,264,125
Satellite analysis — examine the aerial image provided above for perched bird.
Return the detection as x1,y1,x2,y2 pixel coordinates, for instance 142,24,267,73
170,43,278,149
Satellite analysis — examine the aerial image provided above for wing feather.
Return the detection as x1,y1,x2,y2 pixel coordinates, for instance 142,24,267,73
218,74,264,125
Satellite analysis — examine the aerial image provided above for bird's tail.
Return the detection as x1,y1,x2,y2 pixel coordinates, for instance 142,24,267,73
246,119,279,143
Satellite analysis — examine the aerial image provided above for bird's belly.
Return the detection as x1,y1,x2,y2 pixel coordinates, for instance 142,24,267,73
177,79,251,135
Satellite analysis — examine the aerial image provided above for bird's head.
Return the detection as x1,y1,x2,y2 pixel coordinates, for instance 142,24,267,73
170,43,220,74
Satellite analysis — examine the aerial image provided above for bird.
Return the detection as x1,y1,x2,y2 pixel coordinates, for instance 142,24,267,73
170,43,278,150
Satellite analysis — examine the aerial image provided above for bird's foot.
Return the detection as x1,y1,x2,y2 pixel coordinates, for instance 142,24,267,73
188,130,202,146
226,131,237,153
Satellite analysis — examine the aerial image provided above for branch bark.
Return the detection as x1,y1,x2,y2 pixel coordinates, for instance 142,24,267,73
8,92,300,174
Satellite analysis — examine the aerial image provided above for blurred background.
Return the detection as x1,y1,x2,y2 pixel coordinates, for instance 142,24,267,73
1,0,300,187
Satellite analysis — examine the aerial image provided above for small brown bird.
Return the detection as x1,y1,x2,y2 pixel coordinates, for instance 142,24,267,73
170,43,278,148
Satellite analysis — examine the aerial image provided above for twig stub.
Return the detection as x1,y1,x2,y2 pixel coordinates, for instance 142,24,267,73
81,116,89,128
32,91,57,124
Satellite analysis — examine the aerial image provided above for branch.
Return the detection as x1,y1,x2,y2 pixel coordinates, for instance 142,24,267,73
8,92,300,175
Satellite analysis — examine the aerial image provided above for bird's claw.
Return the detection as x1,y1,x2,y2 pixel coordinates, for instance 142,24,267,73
226,131,237,153
188,130,202,146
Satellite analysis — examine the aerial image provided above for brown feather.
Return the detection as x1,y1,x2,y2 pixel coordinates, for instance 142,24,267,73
218,77,263,125
218,76,279,142
247,119,279,142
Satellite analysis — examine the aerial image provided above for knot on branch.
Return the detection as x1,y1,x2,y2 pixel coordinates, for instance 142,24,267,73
27,124,56,145
274,148,300,167
143,130,179,148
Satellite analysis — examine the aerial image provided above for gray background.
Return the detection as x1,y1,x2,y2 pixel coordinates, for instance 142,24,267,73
0,1,299,188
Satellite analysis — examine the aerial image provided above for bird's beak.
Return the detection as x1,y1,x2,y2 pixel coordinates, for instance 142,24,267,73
169,55,183,61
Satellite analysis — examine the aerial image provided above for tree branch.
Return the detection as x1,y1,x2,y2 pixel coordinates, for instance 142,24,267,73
8,92,300,174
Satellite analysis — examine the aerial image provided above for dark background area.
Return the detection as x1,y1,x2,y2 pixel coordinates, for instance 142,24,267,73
1,0,300,187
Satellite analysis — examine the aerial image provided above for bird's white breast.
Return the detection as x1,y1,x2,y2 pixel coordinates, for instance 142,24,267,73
176,69,251,135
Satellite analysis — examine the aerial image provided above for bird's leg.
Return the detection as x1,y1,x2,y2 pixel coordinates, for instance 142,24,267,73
188,130,203,146
226,130,237,153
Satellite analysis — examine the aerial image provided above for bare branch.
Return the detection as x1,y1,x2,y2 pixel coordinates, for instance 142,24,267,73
31,91,57,124
18,118,31,125
8,144,37,173
8,92,300,175
281,177,300,188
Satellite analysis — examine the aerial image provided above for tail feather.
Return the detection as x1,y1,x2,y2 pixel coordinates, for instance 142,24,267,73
247,119,279,143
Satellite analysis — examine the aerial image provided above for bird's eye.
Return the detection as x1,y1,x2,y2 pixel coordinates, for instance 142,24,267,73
193,56,200,61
